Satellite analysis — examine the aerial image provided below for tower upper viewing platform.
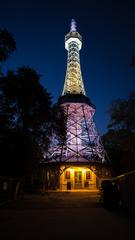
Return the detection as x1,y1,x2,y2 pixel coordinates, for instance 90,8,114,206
65,19,82,50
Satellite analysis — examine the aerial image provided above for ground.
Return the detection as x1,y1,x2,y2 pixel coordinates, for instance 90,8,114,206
0,191,134,240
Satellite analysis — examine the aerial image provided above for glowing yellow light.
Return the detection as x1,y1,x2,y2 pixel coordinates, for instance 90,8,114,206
66,167,88,173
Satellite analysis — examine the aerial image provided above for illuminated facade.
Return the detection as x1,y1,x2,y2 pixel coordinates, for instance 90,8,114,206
43,20,111,191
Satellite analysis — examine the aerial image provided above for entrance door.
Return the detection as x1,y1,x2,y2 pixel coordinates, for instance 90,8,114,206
74,171,82,189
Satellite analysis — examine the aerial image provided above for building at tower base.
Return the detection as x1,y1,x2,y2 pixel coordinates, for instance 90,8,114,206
40,162,112,192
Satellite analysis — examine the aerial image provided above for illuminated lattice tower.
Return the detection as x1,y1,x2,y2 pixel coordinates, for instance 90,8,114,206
48,19,107,164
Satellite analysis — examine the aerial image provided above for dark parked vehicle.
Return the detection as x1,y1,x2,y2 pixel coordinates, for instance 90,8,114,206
100,170,135,212
115,171,135,212
100,179,120,209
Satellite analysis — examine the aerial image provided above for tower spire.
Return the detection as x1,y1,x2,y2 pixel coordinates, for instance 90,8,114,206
70,19,77,32
62,19,86,96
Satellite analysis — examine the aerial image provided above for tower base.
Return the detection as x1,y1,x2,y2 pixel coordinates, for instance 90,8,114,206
40,162,112,192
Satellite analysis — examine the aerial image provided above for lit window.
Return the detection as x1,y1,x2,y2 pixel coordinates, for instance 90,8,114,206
65,171,70,180
86,171,91,179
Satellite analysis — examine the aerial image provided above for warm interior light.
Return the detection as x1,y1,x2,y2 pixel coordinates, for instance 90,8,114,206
66,167,88,173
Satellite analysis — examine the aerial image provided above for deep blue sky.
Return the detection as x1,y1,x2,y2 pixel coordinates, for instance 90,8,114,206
0,0,135,134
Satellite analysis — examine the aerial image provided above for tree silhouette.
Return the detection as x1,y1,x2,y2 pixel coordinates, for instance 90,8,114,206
0,28,67,188
0,28,16,62
0,66,66,178
102,92,135,175
130,54,135,66
107,92,135,132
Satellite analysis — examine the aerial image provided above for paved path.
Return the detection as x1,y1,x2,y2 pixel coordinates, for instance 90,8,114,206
0,192,134,240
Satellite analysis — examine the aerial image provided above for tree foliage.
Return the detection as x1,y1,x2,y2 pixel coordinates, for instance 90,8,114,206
130,54,135,66
102,92,135,175
0,66,66,177
0,28,16,62
0,28,67,181
51,104,67,143
107,92,135,132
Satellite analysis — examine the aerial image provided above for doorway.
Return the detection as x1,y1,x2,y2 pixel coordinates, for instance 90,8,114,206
74,171,82,189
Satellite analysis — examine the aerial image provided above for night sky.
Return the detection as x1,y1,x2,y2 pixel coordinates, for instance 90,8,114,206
0,0,135,134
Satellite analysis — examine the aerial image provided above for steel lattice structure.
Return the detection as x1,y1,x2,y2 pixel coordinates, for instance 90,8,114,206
46,19,107,164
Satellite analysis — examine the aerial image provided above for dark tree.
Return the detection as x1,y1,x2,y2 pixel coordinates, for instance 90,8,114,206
107,92,135,132
0,66,66,178
51,104,67,143
130,54,135,66
102,92,135,175
0,28,16,62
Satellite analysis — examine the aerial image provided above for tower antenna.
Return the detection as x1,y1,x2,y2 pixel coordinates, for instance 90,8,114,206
70,19,77,32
